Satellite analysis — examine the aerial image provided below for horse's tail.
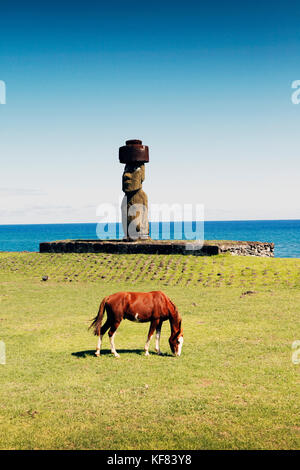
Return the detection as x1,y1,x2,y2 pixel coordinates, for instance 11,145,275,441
89,296,108,336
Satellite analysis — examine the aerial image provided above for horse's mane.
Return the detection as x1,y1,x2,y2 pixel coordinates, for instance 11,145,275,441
167,297,182,338
168,298,181,321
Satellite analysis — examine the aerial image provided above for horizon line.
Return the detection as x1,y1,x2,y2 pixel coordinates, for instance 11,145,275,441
0,218,300,227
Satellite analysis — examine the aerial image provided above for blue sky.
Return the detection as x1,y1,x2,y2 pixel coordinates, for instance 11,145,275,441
0,0,300,224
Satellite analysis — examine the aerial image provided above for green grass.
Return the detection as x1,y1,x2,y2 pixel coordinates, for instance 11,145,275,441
0,252,299,449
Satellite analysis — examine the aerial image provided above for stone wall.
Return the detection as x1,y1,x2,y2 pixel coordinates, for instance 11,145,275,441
40,239,274,257
217,241,274,257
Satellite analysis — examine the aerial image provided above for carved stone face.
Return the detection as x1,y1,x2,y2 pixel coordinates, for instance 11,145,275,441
122,163,145,193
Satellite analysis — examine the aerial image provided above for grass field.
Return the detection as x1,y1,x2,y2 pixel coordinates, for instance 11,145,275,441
0,252,299,450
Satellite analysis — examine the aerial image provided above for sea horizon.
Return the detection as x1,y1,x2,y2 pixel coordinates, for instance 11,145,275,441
0,219,300,258
1,217,300,226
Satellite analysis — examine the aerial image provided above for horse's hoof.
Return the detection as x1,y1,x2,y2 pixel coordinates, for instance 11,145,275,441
95,352,100,357
114,353,120,358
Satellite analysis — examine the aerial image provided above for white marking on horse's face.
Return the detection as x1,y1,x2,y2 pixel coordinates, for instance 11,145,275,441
176,336,184,356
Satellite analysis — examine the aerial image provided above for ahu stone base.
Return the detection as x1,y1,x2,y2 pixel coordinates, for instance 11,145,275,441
39,239,274,257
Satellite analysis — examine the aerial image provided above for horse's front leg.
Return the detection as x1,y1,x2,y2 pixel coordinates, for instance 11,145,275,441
145,320,158,356
155,320,163,355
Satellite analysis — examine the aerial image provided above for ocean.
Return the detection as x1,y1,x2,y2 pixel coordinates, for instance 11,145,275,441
0,220,299,258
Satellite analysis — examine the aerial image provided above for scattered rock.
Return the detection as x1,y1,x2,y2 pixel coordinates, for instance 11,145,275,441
41,275,48,282
240,290,257,298
27,410,38,418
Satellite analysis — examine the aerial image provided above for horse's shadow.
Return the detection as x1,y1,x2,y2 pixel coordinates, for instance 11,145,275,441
72,349,173,358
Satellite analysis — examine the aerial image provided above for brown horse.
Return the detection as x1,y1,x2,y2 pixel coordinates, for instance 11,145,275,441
89,291,183,357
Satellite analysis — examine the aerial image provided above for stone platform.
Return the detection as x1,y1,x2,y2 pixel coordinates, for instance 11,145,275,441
39,239,274,257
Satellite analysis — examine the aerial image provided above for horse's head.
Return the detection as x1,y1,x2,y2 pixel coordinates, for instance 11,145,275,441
169,321,184,356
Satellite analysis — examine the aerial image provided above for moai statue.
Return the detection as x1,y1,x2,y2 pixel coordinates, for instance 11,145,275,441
119,139,149,240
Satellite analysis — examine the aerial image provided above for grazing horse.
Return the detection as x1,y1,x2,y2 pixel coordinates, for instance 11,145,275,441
89,291,183,357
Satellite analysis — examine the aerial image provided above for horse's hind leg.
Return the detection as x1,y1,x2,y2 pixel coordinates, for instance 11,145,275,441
108,322,121,358
145,320,158,356
95,320,110,357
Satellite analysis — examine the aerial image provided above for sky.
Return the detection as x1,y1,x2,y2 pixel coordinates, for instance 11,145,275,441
0,0,300,224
